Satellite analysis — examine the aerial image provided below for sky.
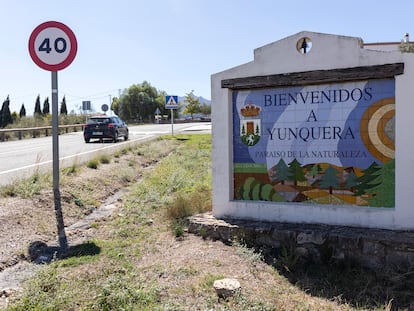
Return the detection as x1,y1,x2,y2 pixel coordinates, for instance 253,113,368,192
1,0,413,114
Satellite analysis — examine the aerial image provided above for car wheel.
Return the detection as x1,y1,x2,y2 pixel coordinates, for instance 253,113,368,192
124,133,129,141
85,138,90,143
113,131,118,143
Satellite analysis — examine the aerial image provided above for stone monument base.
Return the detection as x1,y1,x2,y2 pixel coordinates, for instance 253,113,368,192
188,212,414,270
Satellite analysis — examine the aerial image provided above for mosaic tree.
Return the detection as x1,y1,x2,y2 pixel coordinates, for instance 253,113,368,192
273,158,289,184
320,165,340,194
366,159,395,207
287,159,306,186
354,162,381,197
345,170,358,192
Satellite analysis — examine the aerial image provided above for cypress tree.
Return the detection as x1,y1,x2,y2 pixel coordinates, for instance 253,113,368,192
19,104,26,118
34,95,42,116
42,97,50,115
60,96,68,115
0,96,12,128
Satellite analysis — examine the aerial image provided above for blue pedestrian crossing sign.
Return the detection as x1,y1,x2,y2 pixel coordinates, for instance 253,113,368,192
165,95,178,109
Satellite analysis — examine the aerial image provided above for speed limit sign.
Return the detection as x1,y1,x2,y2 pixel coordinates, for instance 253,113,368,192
28,21,77,71
28,21,78,249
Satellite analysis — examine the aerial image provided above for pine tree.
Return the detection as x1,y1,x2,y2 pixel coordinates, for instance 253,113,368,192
309,163,322,178
274,158,289,184
320,165,340,194
19,104,26,118
287,158,306,186
354,162,381,196
366,159,395,207
34,95,42,116
345,170,358,192
60,96,68,115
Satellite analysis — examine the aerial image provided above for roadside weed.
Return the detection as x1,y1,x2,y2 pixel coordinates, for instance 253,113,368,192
86,159,99,169
99,154,111,164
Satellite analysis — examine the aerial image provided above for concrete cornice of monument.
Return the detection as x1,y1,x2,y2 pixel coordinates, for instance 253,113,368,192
221,63,404,90
211,31,408,82
254,30,364,54
253,31,403,73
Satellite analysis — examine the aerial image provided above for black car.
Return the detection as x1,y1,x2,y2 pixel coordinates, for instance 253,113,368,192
83,116,129,143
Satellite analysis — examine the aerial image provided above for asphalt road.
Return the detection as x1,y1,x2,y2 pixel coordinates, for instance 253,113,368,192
0,122,211,186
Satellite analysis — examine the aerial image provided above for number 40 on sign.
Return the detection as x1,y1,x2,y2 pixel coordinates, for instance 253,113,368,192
28,21,77,72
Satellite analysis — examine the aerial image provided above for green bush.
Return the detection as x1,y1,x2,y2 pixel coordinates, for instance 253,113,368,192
87,159,99,169
99,154,110,164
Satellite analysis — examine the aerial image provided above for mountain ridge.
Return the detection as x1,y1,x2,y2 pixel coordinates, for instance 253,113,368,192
178,95,211,106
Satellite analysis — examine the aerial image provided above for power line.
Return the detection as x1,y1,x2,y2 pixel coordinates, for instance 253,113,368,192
61,89,121,103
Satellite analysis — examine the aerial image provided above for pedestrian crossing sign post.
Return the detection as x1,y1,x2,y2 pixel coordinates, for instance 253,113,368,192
165,95,178,109
165,95,178,135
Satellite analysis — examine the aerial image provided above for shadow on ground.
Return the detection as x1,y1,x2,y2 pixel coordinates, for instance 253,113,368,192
259,246,414,311
28,240,101,264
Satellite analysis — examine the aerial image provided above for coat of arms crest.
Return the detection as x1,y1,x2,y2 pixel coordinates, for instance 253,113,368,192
240,104,261,146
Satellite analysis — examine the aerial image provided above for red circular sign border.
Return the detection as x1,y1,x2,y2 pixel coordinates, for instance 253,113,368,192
28,21,77,71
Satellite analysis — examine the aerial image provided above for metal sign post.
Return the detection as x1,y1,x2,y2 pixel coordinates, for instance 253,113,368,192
171,108,174,136
165,95,178,136
29,21,77,251
51,71,67,249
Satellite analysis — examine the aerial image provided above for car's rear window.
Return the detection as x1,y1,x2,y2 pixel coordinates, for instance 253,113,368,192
87,118,111,124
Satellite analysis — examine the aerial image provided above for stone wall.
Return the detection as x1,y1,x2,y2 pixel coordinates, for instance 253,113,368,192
188,212,414,270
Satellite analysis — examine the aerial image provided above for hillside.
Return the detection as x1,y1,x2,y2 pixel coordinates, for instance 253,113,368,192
178,95,211,106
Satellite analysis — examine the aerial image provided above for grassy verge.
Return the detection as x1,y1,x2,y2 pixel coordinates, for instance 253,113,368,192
3,134,412,310
5,134,214,310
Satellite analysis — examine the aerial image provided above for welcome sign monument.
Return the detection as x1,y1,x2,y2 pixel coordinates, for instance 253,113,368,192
211,31,413,230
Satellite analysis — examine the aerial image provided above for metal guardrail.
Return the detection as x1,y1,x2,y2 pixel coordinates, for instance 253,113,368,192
0,124,84,142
